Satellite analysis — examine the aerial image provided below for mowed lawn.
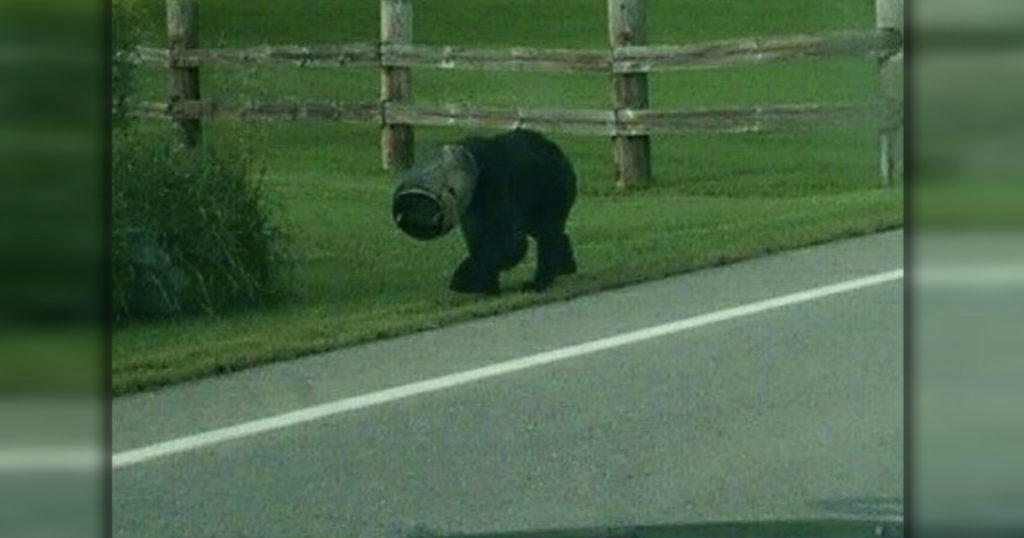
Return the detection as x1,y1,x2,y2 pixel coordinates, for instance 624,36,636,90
113,0,903,394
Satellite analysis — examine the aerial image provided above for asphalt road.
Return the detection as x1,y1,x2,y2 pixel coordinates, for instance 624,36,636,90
113,230,904,537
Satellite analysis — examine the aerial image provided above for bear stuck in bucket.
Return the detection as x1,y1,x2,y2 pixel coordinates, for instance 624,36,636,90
392,128,578,294
392,144,477,241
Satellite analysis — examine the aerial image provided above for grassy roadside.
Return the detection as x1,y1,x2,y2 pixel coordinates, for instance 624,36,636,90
113,121,902,395
113,198,901,396
112,0,903,395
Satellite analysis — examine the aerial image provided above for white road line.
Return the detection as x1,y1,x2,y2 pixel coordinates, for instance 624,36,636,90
113,268,903,470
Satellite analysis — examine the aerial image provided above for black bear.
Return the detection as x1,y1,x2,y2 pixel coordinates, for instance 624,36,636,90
392,129,578,294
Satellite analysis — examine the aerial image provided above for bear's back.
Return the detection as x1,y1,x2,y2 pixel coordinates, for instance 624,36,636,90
460,129,574,192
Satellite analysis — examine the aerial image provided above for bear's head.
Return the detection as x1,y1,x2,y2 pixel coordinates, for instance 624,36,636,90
392,144,478,240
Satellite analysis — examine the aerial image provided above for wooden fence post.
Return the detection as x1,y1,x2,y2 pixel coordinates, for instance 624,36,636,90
166,0,201,146
381,0,414,171
876,0,903,185
609,0,651,188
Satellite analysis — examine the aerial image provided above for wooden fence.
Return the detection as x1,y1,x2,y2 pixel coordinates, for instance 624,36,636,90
130,0,904,187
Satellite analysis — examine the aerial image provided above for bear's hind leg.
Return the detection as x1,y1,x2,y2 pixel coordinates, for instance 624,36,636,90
557,232,577,275
524,228,569,292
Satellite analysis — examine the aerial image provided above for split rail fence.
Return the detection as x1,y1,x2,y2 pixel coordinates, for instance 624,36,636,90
130,0,904,187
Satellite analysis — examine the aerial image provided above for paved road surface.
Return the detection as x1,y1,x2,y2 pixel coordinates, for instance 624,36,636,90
113,231,903,537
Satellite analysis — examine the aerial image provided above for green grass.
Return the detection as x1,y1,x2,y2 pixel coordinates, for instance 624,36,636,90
113,0,903,395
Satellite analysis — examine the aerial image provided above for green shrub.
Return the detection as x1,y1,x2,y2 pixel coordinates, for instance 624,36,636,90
112,130,290,322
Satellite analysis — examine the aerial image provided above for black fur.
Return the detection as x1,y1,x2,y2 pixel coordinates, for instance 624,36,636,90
449,129,578,294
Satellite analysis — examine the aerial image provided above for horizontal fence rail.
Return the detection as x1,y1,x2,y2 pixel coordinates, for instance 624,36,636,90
385,103,616,134
129,100,381,123
128,100,893,136
615,103,887,135
382,44,611,72
136,43,380,67
129,29,899,73
611,29,901,73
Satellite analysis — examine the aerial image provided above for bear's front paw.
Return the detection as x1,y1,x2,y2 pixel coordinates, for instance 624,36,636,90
450,282,500,295
450,258,500,295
